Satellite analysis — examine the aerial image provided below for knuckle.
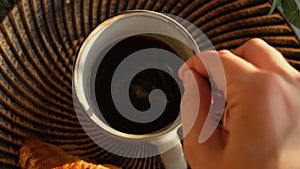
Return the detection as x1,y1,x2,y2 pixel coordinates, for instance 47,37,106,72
218,49,232,57
246,38,266,46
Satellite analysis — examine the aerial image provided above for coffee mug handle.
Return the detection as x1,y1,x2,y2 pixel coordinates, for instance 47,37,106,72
160,135,188,169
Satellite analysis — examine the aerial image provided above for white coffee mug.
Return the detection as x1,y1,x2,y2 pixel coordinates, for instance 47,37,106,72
72,10,200,169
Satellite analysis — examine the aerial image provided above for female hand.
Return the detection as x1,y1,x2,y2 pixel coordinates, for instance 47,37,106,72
180,38,300,169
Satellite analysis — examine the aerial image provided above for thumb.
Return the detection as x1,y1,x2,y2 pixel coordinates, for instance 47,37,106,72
179,67,201,137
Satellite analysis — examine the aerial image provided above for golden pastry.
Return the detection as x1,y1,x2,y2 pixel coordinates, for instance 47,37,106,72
19,136,121,169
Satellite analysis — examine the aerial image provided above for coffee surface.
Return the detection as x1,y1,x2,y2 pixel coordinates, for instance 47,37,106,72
95,33,193,134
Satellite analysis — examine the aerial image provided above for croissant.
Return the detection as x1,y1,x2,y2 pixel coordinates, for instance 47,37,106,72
19,137,121,169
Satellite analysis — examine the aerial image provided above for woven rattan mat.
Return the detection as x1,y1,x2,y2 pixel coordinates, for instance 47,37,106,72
0,0,300,168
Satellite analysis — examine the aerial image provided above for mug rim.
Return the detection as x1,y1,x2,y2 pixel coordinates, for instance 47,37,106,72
72,9,199,140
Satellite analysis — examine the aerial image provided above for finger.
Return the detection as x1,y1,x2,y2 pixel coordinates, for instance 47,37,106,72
179,50,258,94
217,49,259,89
179,55,208,79
180,50,259,133
180,53,228,144
179,69,201,137
233,38,299,77
179,51,226,95
180,68,223,166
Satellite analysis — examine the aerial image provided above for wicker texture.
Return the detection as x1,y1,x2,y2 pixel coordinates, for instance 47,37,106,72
0,0,300,168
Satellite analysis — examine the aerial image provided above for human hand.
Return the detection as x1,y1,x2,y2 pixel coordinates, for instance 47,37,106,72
179,38,300,169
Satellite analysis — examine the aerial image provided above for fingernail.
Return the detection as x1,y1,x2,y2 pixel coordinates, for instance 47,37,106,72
178,64,189,80
181,70,192,87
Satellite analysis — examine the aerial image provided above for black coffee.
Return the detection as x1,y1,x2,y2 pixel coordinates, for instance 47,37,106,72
94,33,194,134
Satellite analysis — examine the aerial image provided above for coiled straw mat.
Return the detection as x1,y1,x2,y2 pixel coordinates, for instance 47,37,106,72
0,0,300,168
